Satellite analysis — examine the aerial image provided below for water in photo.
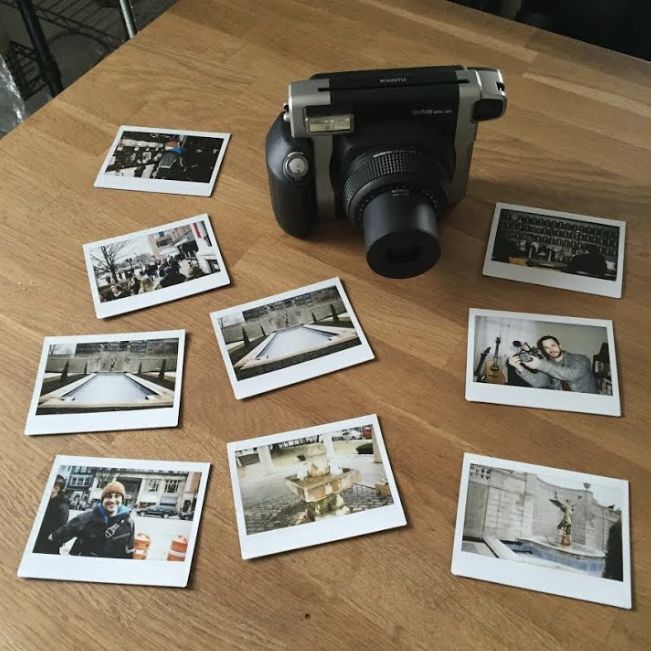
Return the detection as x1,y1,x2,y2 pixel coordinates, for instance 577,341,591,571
218,284,362,381
36,337,179,415
462,463,624,581
451,454,631,608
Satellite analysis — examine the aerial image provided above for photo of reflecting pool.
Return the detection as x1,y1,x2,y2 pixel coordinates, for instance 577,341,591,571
62,373,157,403
219,283,363,381
36,338,179,415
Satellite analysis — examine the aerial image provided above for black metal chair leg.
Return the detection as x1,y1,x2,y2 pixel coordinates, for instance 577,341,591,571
16,0,64,96
118,0,138,39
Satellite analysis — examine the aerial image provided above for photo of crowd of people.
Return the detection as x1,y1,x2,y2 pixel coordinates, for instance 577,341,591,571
103,129,226,182
84,216,229,318
94,126,230,197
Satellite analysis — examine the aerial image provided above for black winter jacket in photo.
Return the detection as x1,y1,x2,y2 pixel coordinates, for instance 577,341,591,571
34,495,69,554
50,504,135,559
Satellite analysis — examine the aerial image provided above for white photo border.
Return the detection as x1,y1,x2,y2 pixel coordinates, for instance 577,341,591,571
451,453,632,609
83,214,230,319
227,414,406,559
25,330,186,435
94,125,230,197
483,202,626,299
210,277,375,399
18,455,210,588
465,308,621,417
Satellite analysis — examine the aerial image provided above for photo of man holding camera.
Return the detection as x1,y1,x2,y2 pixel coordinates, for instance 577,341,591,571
508,335,598,394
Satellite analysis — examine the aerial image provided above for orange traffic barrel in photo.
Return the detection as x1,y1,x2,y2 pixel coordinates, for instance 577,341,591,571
167,535,188,562
134,533,151,560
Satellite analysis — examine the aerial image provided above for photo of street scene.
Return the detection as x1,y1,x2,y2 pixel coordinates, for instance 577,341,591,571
32,463,202,561
471,314,614,396
102,129,226,182
87,218,224,303
217,284,364,382
460,462,625,582
234,423,395,536
35,336,179,415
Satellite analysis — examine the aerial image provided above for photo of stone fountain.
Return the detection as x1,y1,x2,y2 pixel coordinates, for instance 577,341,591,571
285,443,361,523
462,464,623,579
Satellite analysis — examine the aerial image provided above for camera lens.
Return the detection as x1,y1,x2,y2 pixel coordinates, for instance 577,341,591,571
342,149,447,278
362,191,440,278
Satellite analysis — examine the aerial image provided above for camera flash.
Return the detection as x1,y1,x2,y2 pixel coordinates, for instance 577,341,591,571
306,114,353,134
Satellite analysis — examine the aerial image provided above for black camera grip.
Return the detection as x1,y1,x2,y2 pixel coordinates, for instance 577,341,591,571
265,113,315,238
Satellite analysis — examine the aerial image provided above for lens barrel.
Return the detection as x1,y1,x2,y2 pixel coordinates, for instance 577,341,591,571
363,191,440,278
342,149,448,278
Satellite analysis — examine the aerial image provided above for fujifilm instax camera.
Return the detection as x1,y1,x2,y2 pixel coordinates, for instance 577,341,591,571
266,65,506,278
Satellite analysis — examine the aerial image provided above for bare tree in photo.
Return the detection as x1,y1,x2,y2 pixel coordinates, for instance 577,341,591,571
90,242,129,283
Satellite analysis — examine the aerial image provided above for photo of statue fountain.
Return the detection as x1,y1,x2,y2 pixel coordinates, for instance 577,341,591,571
452,454,631,609
228,416,406,559
461,464,624,580
549,491,582,547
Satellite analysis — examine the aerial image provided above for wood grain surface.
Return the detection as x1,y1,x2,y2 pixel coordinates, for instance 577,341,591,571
1,0,650,648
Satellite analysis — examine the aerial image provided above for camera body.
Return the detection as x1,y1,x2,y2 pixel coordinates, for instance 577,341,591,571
513,341,544,363
265,65,506,278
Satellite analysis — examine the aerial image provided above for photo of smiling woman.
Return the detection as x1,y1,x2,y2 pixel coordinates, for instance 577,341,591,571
45,481,135,559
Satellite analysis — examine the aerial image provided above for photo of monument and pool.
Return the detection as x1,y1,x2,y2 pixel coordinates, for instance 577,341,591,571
234,424,394,535
461,463,625,581
217,284,364,381
35,337,180,415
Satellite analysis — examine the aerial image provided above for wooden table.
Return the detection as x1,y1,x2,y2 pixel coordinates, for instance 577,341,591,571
1,0,650,648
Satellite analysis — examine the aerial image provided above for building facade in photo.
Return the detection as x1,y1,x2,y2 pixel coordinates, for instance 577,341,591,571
464,465,621,553
45,339,178,375
59,466,200,513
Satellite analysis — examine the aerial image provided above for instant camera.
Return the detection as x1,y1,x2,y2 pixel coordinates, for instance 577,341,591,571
266,65,507,278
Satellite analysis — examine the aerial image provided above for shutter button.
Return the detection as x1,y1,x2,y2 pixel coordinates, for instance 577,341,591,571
283,152,310,180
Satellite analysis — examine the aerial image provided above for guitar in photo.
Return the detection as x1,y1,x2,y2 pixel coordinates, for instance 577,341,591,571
484,337,506,385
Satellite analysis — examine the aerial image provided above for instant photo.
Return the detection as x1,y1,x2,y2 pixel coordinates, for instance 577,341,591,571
94,125,230,196
227,415,406,559
211,278,374,399
483,203,625,298
466,309,620,417
18,456,209,587
83,215,229,318
25,331,185,435
451,454,631,609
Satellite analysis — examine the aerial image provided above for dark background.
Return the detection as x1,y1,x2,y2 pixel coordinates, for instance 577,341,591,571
450,0,651,61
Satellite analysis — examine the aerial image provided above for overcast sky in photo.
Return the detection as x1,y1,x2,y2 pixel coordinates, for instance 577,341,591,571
537,472,624,510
